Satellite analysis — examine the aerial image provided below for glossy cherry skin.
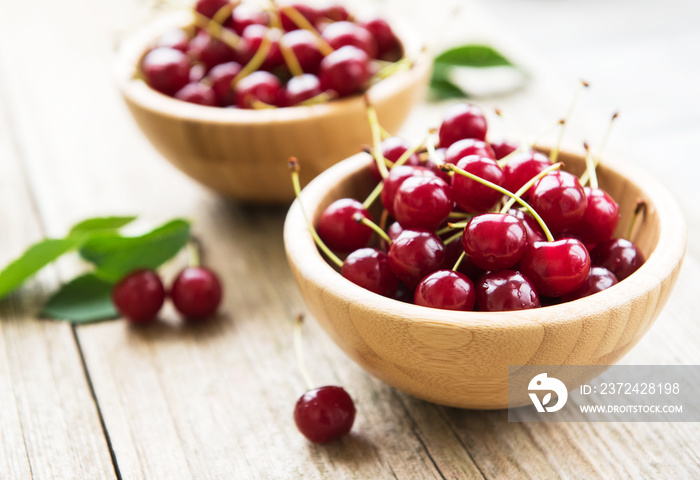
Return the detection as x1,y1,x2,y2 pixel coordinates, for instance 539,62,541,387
462,214,527,271
361,18,400,58
502,151,552,197
388,230,446,289
230,4,269,35
341,248,399,297
380,165,435,217
174,82,217,106
141,47,191,96
590,238,645,280
490,139,521,160
506,208,546,244
195,0,229,19
319,46,371,97
444,138,495,164
316,198,373,253
451,155,505,213
530,171,587,233
476,270,540,311
282,73,322,106
279,29,324,74
571,187,620,245
322,21,377,58
112,269,165,323
187,30,236,71
561,266,618,302
294,386,355,443
170,266,223,319
393,176,453,231
234,71,281,108
414,270,475,311
237,24,282,71
369,136,421,180
438,103,488,148
519,238,591,297
280,4,321,31
207,61,242,105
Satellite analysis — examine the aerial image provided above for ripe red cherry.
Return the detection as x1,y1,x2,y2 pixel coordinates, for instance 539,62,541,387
393,176,453,230
590,238,645,280
462,213,527,271
279,30,324,74
341,248,399,297
380,165,435,217
294,386,355,443
156,29,190,52
519,238,591,297
316,198,373,252
506,208,546,244
444,138,495,164
368,136,421,180
490,139,521,160
476,270,540,311
208,61,242,105
502,151,551,197
237,24,282,70
530,171,587,233
234,71,281,108
170,266,223,319
187,30,236,71
321,5,350,23
319,46,371,97
571,187,620,245
322,21,377,58
388,230,446,289
195,0,229,19
561,266,618,302
174,82,218,106
112,269,165,323
230,4,269,35
438,103,488,148
361,18,400,58
414,270,475,311
282,73,322,106
451,155,505,213
280,4,321,31
141,47,191,96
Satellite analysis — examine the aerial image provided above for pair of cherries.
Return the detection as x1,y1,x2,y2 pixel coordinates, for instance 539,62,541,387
140,0,402,108
112,266,223,322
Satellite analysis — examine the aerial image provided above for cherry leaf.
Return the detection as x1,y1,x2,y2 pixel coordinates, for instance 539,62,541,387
40,273,117,323
69,216,137,237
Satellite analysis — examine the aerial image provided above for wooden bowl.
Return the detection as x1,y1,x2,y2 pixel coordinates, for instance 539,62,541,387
283,150,686,409
114,12,432,203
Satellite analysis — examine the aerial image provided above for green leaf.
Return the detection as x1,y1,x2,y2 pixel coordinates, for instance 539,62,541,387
79,219,190,282
433,44,516,69
40,273,117,323
0,238,82,299
69,216,137,237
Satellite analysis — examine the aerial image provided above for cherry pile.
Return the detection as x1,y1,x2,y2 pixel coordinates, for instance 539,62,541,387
139,0,404,108
297,102,646,312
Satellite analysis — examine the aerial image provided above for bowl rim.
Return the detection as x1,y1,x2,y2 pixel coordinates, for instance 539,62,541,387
284,148,687,331
113,10,432,124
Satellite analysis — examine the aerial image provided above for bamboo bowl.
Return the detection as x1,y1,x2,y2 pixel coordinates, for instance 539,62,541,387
114,12,431,203
283,149,686,409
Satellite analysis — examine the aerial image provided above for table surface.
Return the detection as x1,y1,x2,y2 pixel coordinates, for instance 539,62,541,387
1,0,698,479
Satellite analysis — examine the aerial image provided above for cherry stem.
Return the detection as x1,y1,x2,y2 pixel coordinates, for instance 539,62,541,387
379,125,392,141
232,30,273,87
448,211,470,220
187,236,202,268
530,119,565,151
436,221,467,237
549,119,567,164
444,230,463,245
499,162,562,213
192,11,241,50
580,112,618,187
279,5,334,55
212,2,237,25
627,198,647,241
269,9,304,77
582,142,598,189
353,213,391,245
371,57,413,83
299,91,336,106
495,108,528,150
362,182,383,210
288,158,343,268
452,251,466,272
496,148,523,168
365,99,390,179
293,314,315,391
444,163,554,242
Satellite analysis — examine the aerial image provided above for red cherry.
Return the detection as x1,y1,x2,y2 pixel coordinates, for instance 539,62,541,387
187,30,236,71
234,71,281,108
414,270,475,311
451,155,505,213
316,198,373,252
519,238,591,297
388,230,446,289
571,186,621,245
438,103,488,148
490,139,521,160
590,238,645,280
282,73,322,106
207,61,242,105
393,176,453,231
380,165,435,217
444,138,495,164
361,18,400,58
194,0,229,19
294,386,355,443
174,82,218,106
319,46,371,97
237,24,282,71
280,4,321,31
341,248,399,297
112,269,165,323
462,213,527,271
279,29,324,74
230,4,269,35
368,136,421,180
561,266,618,302
156,29,190,52
506,208,546,244
530,171,587,233
321,21,377,58
502,151,551,197
170,266,223,319
476,270,540,311
141,47,191,96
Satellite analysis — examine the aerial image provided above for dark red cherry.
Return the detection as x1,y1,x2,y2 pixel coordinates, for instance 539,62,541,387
170,266,223,319
462,213,527,271
174,82,218,106
237,24,282,70
442,241,485,281
502,151,551,197
438,103,488,148
230,4,269,35
444,138,495,164
341,248,399,297
195,0,229,19
368,136,421,180
361,18,400,58
590,238,645,280
141,47,191,96
380,165,435,217
321,5,351,23
393,176,453,231
476,270,540,311
490,139,521,160
112,269,165,323
207,61,242,105
414,270,475,311
451,155,505,213
316,198,373,252
530,171,587,233
388,230,446,289
187,30,236,71
234,71,281,108
282,73,322,106
279,29,324,74
506,208,546,244
572,187,620,245
322,21,377,58
280,4,321,31
156,29,190,52
294,386,355,443
379,221,404,251
319,46,371,97
519,238,591,297
561,266,618,302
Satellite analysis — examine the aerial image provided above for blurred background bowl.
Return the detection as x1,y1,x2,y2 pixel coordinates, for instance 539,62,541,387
114,11,431,204
284,149,686,409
